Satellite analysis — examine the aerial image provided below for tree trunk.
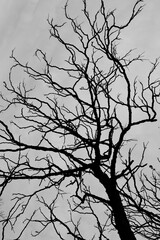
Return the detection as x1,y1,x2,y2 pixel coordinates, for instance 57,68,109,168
93,166,136,240
107,186,136,240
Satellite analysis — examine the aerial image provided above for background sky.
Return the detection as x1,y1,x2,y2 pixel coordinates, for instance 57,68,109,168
0,0,160,239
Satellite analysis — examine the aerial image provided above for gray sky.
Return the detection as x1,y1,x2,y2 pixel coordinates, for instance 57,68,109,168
0,0,160,239
0,0,160,83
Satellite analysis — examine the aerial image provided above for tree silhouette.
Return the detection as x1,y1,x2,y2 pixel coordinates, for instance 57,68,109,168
0,0,160,239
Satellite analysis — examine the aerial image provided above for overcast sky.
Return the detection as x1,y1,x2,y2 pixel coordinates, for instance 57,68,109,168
0,0,160,239
0,0,160,84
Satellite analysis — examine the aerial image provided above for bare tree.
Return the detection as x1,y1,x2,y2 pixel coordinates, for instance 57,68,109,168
0,0,160,239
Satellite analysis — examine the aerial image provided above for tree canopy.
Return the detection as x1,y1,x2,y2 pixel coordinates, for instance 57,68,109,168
0,1,160,240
